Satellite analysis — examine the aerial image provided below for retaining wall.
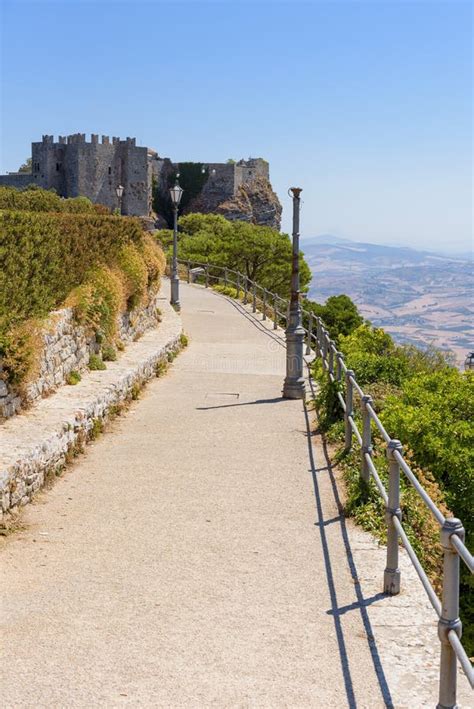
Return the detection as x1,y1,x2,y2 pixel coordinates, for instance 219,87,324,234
0,293,162,419
0,293,182,521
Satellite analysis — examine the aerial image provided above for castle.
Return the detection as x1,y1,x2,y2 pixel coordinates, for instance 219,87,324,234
0,134,276,224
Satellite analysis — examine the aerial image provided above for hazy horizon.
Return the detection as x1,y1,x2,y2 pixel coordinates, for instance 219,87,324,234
1,1,472,252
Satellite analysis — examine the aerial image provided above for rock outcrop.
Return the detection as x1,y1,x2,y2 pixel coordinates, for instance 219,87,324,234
217,176,282,230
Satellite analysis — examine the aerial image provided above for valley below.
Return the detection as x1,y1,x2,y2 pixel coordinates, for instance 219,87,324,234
303,237,473,367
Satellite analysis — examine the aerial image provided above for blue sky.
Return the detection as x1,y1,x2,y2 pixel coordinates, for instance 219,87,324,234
1,0,472,252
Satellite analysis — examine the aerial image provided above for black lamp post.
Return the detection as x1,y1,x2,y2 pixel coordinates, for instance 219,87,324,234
465,352,474,371
169,179,184,310
283,187,305,399
115,184,124,214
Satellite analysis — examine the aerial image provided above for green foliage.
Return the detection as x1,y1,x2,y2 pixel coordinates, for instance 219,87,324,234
382,370,474,539
66,370,81,385
0,185,107,213
0,196,166,392
68,267,124,343
0,321,41,392
116,244,148,309
156,213,312,298
88,354,106,371
101,344,117,362
312,312,474,654
304,295,364,343
0,210,146,328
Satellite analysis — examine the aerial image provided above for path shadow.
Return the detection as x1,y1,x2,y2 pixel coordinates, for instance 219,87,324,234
219,294,287,348
196,396,285,411
302,376,394,708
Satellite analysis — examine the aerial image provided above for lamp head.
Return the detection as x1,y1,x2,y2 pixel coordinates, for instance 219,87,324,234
115,184,124,199
169,180,184,206
289,187,303,199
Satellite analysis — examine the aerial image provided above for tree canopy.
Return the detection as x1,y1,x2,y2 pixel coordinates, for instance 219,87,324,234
156,213,312,298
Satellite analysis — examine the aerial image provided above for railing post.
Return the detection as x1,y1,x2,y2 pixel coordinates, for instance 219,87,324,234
263,289,267,320
336,351,343,382
344,369,354,451
286,300,290,324
205,264,209,288
361,394,373,483
273,294,278,330
252,283,257,313
328,343,334,375
315,320,321,356
437,518,464,709
243,277,248,304
321,329,328,369
224,267,228,287
306,311,313,355
187,261,191,284
384,440,403,595
236,273,240,298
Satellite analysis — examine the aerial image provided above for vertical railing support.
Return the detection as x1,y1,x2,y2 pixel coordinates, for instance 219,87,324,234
252,283,257,313
321,329,328,369
361,394,373,484
344,369,354,451
315,320,321,356
384,440,403,595
306,311,313,355
205,264,209,288
244,277,248,304
236,273,240,298
336,352,343,382
263,289,267,320
224,268,228,287
273,294,278,330
328,343,334,376
187,261,191,284
437,518,464,709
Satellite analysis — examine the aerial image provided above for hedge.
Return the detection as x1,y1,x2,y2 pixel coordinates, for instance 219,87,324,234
0,210,150,327
0,185,108,214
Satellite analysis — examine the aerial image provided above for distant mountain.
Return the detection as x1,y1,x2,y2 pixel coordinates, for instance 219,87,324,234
302,237,468,270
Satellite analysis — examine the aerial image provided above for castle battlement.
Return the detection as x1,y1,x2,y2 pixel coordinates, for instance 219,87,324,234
39,134,138,147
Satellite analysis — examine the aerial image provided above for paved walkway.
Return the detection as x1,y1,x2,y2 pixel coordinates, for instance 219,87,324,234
1,283,470,707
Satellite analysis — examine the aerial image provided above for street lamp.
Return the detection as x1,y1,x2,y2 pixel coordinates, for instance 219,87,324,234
169,178,184,310
115,184,124,214
283,187,305,399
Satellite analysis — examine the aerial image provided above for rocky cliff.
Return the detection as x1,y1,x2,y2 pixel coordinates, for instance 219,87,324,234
216,176,282,230
153,161,282,232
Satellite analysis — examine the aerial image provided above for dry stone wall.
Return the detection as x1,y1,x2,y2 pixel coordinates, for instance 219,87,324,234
0,293,163,419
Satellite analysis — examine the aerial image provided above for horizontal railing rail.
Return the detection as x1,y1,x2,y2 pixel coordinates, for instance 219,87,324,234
178,259,473,705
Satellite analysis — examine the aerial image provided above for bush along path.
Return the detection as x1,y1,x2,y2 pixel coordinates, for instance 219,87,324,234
1,281,471,707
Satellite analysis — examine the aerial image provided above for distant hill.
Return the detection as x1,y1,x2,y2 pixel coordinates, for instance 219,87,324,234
302,236,473,366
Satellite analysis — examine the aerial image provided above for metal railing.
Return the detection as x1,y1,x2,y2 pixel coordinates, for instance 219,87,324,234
179,259,473,707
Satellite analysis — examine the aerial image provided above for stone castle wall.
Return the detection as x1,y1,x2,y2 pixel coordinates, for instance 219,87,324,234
0,134,277,224
0,293,162,420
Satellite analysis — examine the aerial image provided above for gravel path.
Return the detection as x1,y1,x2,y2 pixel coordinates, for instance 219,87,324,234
1,283,470,708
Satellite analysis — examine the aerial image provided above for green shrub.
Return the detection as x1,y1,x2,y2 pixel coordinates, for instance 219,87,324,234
116,243,148,309
0,185,106,214
67,267,124,342
101,344,117,362
88,354,106,371
66,370,81,385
